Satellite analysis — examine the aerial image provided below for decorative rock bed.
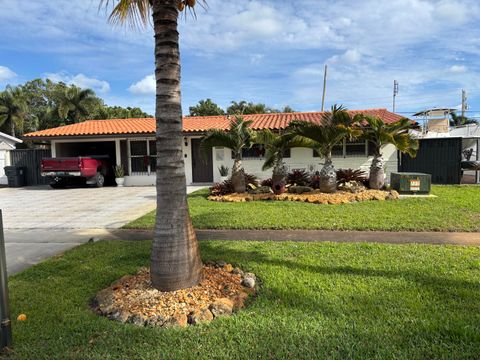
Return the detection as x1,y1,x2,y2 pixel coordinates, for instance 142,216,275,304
93,262,256,327
208,189,399,204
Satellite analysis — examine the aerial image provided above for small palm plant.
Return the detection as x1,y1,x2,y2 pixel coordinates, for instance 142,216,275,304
356,115,418,189
289,105,360,193
256,129,310,194
201,116,254,193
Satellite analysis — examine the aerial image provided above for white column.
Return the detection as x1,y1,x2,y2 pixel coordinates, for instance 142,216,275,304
115,139,121,166
51,140,57,157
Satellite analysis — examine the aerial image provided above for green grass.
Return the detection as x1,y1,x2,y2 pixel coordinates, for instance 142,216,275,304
6,240,480,359
125,185,480,231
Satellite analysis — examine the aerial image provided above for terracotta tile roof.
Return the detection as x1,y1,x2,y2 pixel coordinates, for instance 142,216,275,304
23,109,404,138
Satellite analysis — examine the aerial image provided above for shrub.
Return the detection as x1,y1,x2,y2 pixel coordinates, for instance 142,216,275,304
309,171,321,189
209,172,259,195
244,173,259,187
209,181,232,196
336,168,367,186
287,169,310,186
261,178,273,188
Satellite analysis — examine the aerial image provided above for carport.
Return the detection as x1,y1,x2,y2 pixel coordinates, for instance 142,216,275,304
51,138,123,186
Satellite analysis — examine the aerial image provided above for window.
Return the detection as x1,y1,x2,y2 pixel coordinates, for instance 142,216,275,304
232,145,291,159
345,140,367,156
129,139,156,175
367,141,377,156
313,140,367,157
313,143,343,157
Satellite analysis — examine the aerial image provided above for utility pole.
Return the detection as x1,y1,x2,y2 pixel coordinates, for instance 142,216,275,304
461,89,467,126
393,80,399,113
321,65,327,112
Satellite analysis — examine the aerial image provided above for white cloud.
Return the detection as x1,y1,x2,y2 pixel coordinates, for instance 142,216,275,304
45,72,110,93
328,49,362,64
129,75,155,95
449,65,467,73
250,54,265,65
0,66,16,82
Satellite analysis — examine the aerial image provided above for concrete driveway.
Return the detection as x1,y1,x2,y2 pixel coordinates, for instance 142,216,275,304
0,185,204,275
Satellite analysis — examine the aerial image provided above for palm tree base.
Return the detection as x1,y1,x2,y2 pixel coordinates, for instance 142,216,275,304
319,162,337,193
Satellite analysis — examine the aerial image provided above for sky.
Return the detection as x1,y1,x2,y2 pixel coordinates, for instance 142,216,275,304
1,0,480,119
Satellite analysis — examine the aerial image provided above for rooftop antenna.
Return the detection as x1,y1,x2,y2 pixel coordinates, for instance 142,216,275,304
321,65,327,112
393,80,399,113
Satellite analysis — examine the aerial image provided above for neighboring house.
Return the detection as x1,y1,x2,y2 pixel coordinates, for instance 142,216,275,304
403,124,480,184
23,109,403,186
0,132,22,185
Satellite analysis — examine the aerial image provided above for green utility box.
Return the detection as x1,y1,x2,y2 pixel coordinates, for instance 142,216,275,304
390,172,431,194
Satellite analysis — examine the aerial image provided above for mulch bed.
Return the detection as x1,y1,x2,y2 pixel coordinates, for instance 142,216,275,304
208,189,399,204
94,262,256,327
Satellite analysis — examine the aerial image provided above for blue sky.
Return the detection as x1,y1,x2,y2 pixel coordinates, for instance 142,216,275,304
1,0,480,119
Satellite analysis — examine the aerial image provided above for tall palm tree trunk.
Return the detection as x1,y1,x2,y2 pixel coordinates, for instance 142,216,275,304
11,120,15,137
150,0,202,291
231,155,246,193
320,153,336,193
369,154,385,190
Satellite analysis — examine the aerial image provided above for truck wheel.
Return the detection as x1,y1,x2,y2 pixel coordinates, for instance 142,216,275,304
94,172,105,188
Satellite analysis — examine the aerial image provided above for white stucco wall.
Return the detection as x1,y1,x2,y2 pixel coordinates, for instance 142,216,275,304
0,136,19,185
211,144,398,184
48,136,398,186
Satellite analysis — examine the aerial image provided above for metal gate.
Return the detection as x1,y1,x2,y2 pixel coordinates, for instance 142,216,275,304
9,149,51,186
399,138,462,184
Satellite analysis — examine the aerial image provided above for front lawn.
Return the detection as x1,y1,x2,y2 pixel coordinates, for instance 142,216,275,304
7,240,480,359
126,185,480,231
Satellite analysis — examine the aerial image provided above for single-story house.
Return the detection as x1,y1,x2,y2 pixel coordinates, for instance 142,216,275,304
23,109,403,186
0,131,22,185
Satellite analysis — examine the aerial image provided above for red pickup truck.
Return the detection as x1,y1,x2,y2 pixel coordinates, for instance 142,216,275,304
41,157,111,188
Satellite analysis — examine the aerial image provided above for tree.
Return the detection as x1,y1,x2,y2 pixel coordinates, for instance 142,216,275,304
189,99,225,116
0,85,27,137
56,87,97,124
281,105,295,113
450,112,478,127
256,129,308,194
289,105,359,193
201,116,254,193
356,116,418,190
101,0,203,291
227,101,272,115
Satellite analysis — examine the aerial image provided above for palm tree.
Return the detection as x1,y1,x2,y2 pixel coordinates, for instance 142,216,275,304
289,105,359,193
450,112,478,127
201,116,254,193
256,129,309,194
56,87,96,124
356,116,418,189
101,0,204,291
0,85,27,137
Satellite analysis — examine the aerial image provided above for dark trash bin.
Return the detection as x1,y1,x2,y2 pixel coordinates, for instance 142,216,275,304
4,166,26,187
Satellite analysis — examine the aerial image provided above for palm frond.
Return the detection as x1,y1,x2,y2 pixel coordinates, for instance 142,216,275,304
201,129,237,158
99,0,151,28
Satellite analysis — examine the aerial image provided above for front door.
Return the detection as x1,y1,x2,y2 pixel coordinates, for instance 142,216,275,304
191,139,213,183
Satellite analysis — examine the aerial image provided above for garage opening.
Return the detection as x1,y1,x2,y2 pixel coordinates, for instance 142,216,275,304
55,141,117,185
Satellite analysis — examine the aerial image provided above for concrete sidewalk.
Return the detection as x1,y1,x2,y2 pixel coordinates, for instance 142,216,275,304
6,227,480,275
106,228,480,246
